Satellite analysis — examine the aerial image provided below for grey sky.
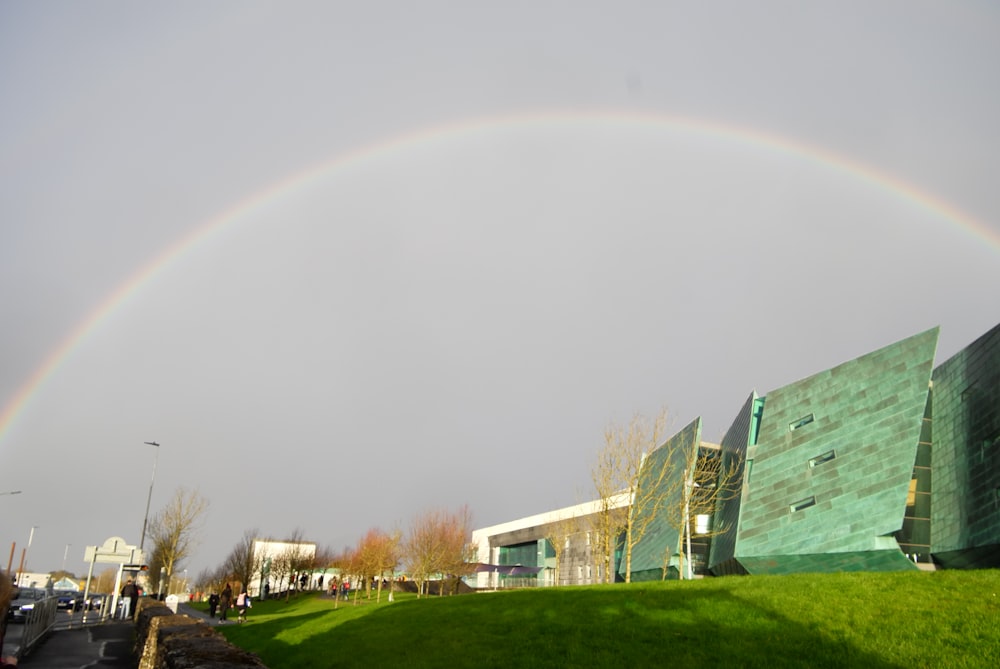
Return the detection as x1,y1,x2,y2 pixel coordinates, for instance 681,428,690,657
1,1,998,580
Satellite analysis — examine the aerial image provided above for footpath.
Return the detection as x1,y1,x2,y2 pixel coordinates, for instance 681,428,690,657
14,602,216,668
14,621,134,668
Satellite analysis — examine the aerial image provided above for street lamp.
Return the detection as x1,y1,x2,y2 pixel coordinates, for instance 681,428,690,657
139,441,160,552
17,525,38,587
63,543,72,572
0,490,21,496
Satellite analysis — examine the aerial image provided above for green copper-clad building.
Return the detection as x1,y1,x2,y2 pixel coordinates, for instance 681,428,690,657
927,322,1000,569
472,322,1000,585
709,327,939,575
629,321,1000,579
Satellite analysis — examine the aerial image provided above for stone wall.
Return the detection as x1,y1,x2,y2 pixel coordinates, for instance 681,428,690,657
134,599,268,669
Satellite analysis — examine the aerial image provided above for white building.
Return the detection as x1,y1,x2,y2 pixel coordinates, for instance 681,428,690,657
250,538,317,597
471,493,631,589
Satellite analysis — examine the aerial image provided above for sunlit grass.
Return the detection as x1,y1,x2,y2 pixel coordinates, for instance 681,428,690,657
200,571,1000,669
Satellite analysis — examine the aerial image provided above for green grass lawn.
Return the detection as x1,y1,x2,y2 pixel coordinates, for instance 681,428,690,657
198,571,1000,669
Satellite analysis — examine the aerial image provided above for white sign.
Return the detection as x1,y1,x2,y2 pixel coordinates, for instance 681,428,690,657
84,537,144,565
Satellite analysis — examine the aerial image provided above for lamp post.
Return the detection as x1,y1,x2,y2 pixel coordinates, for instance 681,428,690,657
17,525,37,587
139,441,160,552
0,490,21,496
63,543,72,572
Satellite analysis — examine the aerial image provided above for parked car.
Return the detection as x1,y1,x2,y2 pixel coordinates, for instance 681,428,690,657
88,593,106,611
55,589,85,611
7,587,48,622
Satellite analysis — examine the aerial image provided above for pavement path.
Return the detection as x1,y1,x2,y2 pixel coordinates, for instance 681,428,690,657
15,620,134,668
13,602,218,668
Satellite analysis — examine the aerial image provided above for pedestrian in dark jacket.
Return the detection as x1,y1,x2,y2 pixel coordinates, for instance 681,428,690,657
120,579,139,619
219,583,233,621
208,592,220,618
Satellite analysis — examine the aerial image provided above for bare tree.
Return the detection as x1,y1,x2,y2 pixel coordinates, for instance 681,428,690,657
147,487,209,595
591,408,670,583
280,528,316,600
403,505,476,598
542,514,579,586
95,567,118,594
146,543,165,593
438,505,477,595
354,528,400,602
313,544,337,587
403,510,441,598
193,567,215,594
274,554,294,595
658,442,743,580
328,546,359,609
224,529,264,594
585,485,623,584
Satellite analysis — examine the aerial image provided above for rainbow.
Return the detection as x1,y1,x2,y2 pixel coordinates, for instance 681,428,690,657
1,109,996,446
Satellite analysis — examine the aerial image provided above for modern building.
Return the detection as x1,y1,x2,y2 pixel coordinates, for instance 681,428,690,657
926,323,1000,569
471,494,630,588
471,322,1000,583
249,538,317,597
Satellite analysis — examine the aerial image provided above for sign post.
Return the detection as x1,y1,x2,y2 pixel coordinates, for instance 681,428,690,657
82,537,145,622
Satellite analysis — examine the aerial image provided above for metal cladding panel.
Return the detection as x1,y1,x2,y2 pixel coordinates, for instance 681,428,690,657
708,391,757,572
737,550,919,575
733,328,938,571
620,417,701,580
931,321,1000,567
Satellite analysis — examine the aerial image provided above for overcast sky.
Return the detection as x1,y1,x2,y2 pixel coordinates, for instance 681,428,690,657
2,1,998,582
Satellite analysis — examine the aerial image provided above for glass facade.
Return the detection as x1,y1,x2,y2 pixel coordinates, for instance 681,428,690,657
895,397,933,561
499,542,539,567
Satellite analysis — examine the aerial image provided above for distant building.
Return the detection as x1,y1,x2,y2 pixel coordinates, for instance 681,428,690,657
472,322,1000,583
52,577,80,591
250,538,317,597
13,571,52,590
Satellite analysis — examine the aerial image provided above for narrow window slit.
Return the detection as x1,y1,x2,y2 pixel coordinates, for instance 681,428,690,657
791,496,816,512
809,450,836,468
789,414,814,431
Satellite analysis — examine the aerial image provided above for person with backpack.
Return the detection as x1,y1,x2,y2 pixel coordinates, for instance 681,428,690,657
236,588,252,623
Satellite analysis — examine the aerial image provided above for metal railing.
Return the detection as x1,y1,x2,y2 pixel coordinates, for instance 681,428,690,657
19,595,58,656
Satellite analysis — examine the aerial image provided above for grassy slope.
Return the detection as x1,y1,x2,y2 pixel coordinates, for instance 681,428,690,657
208,571,1000,669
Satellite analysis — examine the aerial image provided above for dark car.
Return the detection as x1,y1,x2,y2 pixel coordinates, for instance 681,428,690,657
88,593,106,611
7,587,48,622
55,589,85,611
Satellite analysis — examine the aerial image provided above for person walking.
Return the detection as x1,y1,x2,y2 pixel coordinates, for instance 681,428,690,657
236,589,252,623
219,583,233,622
120,578,139,620
208,592,220,619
